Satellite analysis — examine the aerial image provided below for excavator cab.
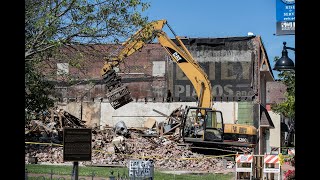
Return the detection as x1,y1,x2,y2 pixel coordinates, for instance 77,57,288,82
182,107,224,142
203,109,224,141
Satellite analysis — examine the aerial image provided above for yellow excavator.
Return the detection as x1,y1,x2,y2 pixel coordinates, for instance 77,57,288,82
100,20,258,153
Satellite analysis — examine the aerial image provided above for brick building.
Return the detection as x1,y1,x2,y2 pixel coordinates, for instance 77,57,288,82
47,35,277,154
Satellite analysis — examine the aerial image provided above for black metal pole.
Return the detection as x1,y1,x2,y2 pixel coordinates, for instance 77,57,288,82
25,168,28,180
73,161,79,180
50,169,53,180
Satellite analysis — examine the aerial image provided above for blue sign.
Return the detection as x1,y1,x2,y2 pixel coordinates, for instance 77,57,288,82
276,0,295,21
276,0,295,35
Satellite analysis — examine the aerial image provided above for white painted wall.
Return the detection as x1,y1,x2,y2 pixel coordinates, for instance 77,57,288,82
268,111,281,148
100,102,239,128
101,102,196,128
82,102,101,127
57,102,81,119
57,63,69,75
57,101,240,128
212,102,238,124
152,61,166,77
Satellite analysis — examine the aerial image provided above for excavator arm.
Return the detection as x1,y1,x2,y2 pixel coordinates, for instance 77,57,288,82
101,20,212,109
101,20,258,153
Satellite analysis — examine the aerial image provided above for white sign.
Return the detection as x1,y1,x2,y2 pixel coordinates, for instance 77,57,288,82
240,155,248,162
236,168,252,172
128,160,154,178
264,168,280,173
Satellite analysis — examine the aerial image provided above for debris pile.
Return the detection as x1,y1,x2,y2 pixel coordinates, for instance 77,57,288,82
25,145,64,164
25,108,87,143
25,108,233,172
25,129,230,172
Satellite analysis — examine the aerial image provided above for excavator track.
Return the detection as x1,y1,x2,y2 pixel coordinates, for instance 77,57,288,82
184,138,254,154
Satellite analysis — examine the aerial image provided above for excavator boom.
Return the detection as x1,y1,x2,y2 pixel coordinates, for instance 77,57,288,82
101,20,212,109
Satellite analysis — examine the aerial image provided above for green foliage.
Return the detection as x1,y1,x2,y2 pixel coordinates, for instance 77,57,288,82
25,0,150,121
25,60,55,121
25,0,150,58
271,57,295,119
271,92,295,118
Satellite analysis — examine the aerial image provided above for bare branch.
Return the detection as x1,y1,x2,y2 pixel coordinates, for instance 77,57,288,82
88,0,109,7
25,44,56,59
77,33,112,38
57,0,77,18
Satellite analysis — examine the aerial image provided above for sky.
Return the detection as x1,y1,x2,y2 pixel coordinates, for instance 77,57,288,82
141,0,295,79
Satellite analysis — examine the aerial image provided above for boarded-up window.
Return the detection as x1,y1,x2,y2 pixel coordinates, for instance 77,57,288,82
152,61,165,77
237,101,253,125
57,63,69,75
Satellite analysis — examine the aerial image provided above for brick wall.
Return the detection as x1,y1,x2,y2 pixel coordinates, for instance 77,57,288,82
266,81,287,105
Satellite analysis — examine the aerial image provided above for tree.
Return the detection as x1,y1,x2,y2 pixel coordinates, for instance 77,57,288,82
271,57,295,146
271,57,295,119
25,0,150,120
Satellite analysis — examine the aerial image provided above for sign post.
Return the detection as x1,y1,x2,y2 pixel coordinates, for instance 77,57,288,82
72,161,79,180
63,128,92,180
276,0,295,35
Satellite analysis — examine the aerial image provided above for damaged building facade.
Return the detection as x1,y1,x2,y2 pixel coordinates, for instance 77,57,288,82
51,35,277,155
266,81,293,149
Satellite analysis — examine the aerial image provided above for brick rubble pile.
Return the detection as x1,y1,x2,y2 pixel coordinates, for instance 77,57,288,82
25,108,234,172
